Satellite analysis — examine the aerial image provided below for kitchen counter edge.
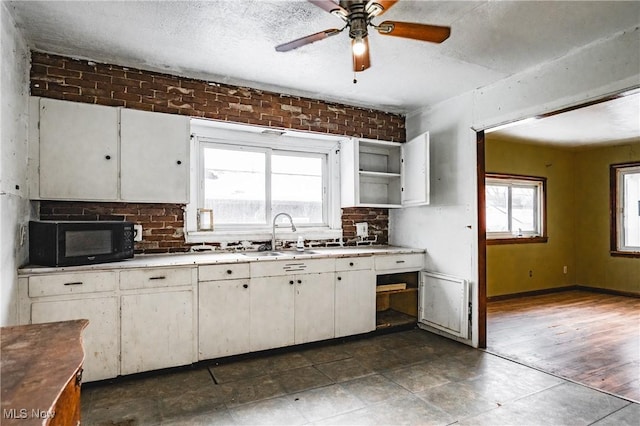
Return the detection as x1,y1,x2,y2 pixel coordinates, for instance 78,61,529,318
18,246,425,275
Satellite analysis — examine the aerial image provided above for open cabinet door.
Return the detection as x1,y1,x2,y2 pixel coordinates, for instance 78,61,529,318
401,132,430,206
419,271,469,339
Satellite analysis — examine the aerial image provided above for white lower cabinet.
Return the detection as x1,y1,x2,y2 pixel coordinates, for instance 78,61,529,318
294,272,335,344
199,278,251,359
120,289,194,375
335,269,376,337
31,296,119,381
250,276,295,352
249,269,335,352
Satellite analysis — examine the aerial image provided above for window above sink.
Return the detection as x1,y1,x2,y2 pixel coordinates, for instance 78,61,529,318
185,119,344,244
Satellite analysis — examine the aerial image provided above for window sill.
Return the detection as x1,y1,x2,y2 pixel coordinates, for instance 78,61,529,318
610,250,640,258
186,228,342,244
487,236,548,245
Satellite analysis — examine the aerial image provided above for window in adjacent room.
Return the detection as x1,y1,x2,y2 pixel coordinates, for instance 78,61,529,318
485,173,547,243
611,162,640,256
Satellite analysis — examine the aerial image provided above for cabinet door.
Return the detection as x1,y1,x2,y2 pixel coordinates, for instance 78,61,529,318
250,276,294,351
31,297,119,381
401,131,430,206
294,272,335,344
121,290,194,375
199,279,250,360
335,270,376,337
39,98,119,200
120,108,189,202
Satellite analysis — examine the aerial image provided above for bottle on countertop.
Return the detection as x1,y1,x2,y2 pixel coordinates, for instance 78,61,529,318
296,236,305,252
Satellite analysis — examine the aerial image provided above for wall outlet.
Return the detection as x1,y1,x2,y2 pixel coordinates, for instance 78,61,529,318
563,266,568,274
133,224,143,242
356,222,368,237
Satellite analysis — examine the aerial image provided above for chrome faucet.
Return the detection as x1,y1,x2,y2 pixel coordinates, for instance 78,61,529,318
272,212,296,251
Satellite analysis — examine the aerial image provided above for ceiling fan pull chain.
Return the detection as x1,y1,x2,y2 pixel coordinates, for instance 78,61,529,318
353,72,358,84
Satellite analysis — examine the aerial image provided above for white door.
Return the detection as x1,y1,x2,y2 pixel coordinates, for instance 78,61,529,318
294,272,335,344
419,271,469,339
199,279,250,360
32,297,119,381
39,98,119,200
120,108,189,202
401,131,430,206
121,290,194,374
335,270,375,337
250,276,295,351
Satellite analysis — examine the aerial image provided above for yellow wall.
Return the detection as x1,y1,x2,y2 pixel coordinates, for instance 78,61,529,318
486,137,576,297
486,137,640,297
574,143,640,293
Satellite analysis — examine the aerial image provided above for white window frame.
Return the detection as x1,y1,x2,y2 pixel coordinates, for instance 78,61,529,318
485,174,545,240
187,119,344,243
612,162,640,254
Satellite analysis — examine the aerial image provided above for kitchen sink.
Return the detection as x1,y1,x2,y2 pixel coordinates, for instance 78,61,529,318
242,250,320,257
243,251,286,257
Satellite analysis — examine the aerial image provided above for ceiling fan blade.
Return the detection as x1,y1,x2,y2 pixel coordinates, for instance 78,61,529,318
275,28,342,52
377,21,451,43
352,37,371,72
308,0,348,18
365,0,399,17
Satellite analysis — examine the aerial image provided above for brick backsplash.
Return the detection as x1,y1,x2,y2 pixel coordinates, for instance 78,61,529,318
31,52,400,254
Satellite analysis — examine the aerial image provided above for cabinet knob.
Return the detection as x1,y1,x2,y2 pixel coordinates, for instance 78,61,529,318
297,279,302,284
177,160,182,165
105,155,111,160
349,262,354,266
226,270,233,275
243,284,248,289
289,280,294,285
337,276,342,281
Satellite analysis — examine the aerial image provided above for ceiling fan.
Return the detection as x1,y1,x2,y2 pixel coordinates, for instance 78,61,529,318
275,0,451,73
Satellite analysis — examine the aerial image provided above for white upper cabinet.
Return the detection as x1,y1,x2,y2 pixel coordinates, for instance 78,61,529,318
120,108,189,203
39,98,119,200
33,97,190,203
401,132,430,207
340,132,429,208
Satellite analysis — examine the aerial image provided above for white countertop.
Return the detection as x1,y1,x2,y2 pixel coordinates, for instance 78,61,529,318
18,246,425,275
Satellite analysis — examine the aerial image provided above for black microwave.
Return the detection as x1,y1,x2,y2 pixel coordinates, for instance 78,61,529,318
29,221,135,267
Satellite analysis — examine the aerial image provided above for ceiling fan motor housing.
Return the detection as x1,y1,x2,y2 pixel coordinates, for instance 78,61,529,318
343,0,369,39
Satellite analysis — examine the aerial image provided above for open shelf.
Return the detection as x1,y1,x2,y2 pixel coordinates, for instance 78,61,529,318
376,309,416,329
376,287,418,296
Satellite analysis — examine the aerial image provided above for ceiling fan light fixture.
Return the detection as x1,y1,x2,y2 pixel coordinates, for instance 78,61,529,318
352,36,367,56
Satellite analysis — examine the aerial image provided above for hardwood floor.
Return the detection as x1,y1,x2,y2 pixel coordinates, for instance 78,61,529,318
487,290,640,402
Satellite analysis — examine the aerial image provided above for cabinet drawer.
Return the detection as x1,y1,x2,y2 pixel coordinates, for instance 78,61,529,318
335,256,373,271
199,263,250,282
29,272,117,297
374,253,424,271
251,258,335,277
120,267,193,290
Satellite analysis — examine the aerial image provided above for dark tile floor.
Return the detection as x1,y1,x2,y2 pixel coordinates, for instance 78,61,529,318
81,329,639,425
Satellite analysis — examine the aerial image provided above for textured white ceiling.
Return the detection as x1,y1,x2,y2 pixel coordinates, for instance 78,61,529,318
487,92,640,148
8,0,640,114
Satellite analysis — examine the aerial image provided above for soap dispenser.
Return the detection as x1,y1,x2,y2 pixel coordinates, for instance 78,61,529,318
296,236,305,252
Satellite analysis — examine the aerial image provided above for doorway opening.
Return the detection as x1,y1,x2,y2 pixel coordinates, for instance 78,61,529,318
477,89,640,402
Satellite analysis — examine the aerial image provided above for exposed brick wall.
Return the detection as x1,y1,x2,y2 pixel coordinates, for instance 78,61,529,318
30,52,405,141
342,208,389,245
31,52,401,253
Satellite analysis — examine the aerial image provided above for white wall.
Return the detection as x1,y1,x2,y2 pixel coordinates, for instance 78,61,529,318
1,1,31,326
391,25,640,348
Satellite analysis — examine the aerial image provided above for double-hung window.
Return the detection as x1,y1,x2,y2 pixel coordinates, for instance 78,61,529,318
611,162,640,256
186,120,342,243
485,173,546,242
201,144,325,227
